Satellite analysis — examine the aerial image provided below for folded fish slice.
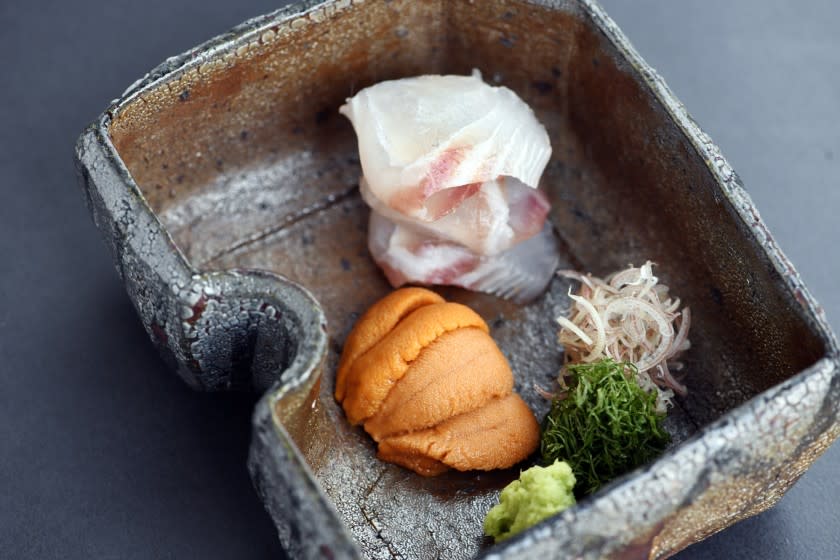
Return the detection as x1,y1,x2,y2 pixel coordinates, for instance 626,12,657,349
361,176,550,256
367,211,479,288
457,222,560,302
340,71,552,221
369,211,559,304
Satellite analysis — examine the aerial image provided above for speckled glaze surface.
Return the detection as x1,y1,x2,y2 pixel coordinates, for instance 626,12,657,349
75,0,840,558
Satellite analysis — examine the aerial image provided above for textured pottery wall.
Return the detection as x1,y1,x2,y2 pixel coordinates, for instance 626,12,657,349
75,0,840,558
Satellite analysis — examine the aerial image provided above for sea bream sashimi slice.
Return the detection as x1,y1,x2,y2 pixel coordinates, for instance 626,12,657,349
360,175,551,256
339,71,552,222
368,210,560,303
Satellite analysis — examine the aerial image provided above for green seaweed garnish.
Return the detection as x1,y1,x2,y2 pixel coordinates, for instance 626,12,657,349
540,358,670,497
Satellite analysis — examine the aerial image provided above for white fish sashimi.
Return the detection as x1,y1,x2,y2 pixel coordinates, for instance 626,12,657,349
360,176,550,256
367,211,477,288
368,211,560,303
340,71,552,221
342,71,559,302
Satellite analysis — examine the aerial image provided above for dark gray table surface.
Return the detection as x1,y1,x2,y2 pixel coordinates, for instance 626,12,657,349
1,0,838,558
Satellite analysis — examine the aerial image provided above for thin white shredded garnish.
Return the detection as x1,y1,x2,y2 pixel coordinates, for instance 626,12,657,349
555,261,691,412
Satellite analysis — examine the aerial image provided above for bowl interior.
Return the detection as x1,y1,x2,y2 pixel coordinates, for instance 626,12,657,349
106,0,826,557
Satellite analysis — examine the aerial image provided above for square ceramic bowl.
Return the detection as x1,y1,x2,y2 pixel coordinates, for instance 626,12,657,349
75,0,840,558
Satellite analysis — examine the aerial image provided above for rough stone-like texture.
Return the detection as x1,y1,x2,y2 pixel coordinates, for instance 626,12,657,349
75,0,840,559
75,124,327,395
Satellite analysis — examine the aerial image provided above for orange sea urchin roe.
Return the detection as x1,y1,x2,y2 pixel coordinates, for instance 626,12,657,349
377,394,540,476
335,287,539,476
335,287,444,402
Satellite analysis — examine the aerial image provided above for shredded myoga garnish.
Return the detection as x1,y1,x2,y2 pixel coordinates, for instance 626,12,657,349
554,261,691,412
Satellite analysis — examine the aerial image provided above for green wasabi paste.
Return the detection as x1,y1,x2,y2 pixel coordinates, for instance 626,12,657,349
483,460,576,542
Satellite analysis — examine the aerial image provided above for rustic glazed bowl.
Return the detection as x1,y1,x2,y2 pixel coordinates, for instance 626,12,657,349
75,0,840,558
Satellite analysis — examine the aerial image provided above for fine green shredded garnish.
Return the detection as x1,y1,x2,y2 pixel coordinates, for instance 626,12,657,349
540,358,669,496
